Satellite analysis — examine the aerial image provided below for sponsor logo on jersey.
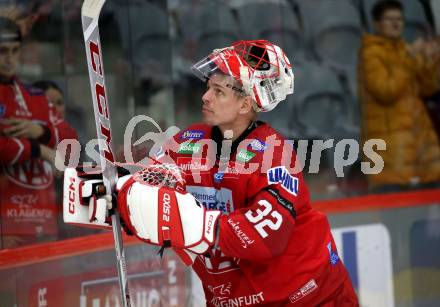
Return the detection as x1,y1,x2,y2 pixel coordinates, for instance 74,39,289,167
218,161,240,179
213,172,225,183
227,218,255,248
186,186,234,213
209,283,265,307
0,104,5,117
236,149,256,163
327,242,340,265
289,279,318,304
249,139,267,152
177,157,210,173
178,142,201,154
180,129,205,140
265,187,296,219
267,166,299,196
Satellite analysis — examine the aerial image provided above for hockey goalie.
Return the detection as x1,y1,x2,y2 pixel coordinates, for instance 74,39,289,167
64,40,359,306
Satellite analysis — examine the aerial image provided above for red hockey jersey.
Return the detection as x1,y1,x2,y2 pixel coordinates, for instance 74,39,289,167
164,122,353,306
0,79,77,240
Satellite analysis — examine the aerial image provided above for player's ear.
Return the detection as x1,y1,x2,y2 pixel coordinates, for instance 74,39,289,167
238,96,254,115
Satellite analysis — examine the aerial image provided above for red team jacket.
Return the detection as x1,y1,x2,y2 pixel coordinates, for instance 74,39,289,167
164,122,356,306
0,79,77,240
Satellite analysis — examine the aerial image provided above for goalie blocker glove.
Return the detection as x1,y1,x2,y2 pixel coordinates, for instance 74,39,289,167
63,164,140,229
116,165,221,265
63,164,221,265
63,166,113,229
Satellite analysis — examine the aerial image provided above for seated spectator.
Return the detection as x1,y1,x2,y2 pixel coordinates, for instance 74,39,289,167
33,80,65,118
0,16,72,248
357,0,440,191
32,80,77,141
32,80,84,240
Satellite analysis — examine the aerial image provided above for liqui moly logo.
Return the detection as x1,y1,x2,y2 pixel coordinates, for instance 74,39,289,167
180,130,204,140
267,166,299,196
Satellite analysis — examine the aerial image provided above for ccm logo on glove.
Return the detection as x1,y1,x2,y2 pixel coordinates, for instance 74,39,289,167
68,177,76,214
162,192,171,222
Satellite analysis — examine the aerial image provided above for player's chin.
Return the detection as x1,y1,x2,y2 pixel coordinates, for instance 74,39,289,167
202,113,216,126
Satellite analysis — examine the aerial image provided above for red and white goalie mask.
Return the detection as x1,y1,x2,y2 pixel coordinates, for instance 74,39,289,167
191,40,294,112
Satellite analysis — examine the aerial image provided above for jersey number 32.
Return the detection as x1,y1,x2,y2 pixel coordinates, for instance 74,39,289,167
245,200,282,238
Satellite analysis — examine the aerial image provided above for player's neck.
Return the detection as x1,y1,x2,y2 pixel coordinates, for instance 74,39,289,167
218,118,254,141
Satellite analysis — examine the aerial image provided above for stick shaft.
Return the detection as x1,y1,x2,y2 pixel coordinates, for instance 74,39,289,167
81,1,131,306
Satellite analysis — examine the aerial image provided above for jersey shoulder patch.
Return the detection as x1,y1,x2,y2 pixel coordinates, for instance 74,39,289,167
267,166,299,196
264,186,296,219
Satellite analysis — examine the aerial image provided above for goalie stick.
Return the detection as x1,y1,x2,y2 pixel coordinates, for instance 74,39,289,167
81,1,131,306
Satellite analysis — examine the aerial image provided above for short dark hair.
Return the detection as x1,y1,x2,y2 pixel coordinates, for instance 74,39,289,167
32,80,63,94
372,0,403,22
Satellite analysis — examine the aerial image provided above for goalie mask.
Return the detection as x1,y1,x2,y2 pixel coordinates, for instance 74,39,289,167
191,40,294,112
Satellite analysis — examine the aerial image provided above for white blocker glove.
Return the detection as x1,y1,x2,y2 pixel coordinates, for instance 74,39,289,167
63,164,142,229
116,164,221,265
63,166,113,228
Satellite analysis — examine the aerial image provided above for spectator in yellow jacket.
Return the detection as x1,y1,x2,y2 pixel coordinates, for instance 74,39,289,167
358,0,440,190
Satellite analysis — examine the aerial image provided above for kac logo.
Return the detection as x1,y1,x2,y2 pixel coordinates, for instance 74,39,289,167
5,160,53,189
267,166,299,196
